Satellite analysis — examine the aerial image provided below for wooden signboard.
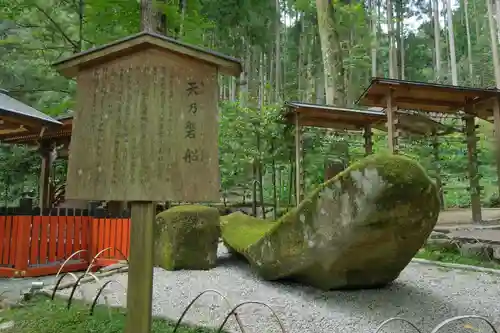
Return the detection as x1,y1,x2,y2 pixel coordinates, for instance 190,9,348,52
53,32,242,333
53,32,242,203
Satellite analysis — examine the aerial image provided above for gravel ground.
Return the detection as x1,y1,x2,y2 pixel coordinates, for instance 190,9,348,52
58,246,500,333
0,275,56,300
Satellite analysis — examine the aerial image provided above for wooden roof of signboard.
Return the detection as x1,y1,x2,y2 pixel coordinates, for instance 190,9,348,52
283,101,456,135
53,31,243,78
0,91,62,138
357,77,500,121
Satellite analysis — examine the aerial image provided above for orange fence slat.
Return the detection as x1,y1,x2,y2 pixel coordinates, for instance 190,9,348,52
98,218,105,256
9,217,19,266
103,219,114,258
48,216,58,263
0,216,5,265
90,217,99,259
73,216,82,258
122,218,130,258
80,217,90,256
57,216,66,260
116,218,122,258
2,217,12,265
39,216,50,265
14,216,30,274
30,216,40,266
65,215,74,258
109,219,116,258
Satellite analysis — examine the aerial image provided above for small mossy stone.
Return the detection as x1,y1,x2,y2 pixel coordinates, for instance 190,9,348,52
221,153,440,290
154,205,220,271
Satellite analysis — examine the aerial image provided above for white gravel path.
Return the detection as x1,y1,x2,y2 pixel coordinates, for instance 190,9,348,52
58,246,500,333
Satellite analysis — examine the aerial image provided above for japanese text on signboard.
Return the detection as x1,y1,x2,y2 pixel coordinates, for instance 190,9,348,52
183,80,204,163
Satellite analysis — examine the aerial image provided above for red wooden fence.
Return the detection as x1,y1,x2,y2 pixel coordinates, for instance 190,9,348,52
0,209,130,278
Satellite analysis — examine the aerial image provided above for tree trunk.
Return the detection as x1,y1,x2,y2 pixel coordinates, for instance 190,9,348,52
387,0,397,78
274,0,281,101
446,0,458,85
298,14,304,100
487,0,500,87
140,0,155,32
464,0,474,81
370,0,378,77
306,26,316,102
397,0,405,80
316,0,345,105
496,0,500,43
257,51,266,219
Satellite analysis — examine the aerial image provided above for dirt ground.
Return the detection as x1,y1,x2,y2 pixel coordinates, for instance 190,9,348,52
437,208,500,225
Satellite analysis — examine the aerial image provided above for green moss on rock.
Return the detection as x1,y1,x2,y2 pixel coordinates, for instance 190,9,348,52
154,205,220,271
220,153,440,290
221,212,276,254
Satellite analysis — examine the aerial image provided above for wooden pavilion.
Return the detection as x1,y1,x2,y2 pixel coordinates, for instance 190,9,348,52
357,77,500,223
282,101,455,205
0,91,63,209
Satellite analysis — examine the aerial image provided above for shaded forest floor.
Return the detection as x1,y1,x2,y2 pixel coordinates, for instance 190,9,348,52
437,208,500,225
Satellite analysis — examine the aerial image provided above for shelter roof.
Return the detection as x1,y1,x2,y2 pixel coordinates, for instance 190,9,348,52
0,111,71,145
357,77,500,120
0,91,62,138
283,101,385,131
283,101,455,135
53,31,242,77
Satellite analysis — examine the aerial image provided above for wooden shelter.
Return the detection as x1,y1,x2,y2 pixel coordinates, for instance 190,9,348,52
0,91,61,136
357,77,500,223
0,91,63,209
283,101,454,204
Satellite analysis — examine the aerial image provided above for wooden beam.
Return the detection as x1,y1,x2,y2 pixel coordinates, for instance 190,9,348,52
294,113,302,206
463,112,482,223
431,131,445,210
38,143,52,210
300,129,305,203
371,93,465,109
125,201,155,333
493,97,500,199
363,125,373,156
386,89,399,153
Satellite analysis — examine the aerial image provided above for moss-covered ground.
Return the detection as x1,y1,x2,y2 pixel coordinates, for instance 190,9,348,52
415,244,500,269
0,294,222,333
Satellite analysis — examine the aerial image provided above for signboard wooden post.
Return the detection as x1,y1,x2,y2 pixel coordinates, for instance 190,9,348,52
53,31,242,333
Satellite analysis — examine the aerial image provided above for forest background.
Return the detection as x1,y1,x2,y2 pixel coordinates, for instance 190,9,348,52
1,0,499,216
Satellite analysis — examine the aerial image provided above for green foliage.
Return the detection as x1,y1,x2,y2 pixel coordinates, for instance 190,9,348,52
416,244,500,269
0,0,499,213
1,295,220,333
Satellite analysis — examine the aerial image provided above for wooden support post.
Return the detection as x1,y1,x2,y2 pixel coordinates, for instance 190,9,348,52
463,113,482,223
125,202,155,333
38,142,51,209
431,131,445,210
294,113,302,206
493,97,500,198
299,129,305,203
363,125,373,156
386,89,399,154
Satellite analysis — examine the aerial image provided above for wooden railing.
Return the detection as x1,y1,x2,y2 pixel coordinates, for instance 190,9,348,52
0,207,131,278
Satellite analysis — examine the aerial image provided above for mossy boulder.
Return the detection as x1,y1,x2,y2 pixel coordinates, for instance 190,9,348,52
154,205,220,270
221,153,440,290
